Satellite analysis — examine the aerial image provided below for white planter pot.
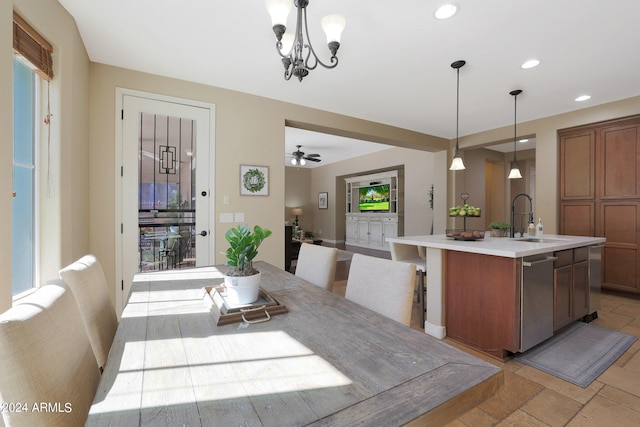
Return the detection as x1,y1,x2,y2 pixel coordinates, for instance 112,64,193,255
224,271,261,305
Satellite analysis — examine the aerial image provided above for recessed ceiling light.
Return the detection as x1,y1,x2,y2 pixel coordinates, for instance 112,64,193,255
435,4,458,20
575,95,591,102
521,59,540,69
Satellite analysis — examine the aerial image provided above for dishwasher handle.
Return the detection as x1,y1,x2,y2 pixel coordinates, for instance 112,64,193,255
523,256,558,267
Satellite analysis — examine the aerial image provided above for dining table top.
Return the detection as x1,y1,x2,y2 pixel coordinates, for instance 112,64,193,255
87,261,501,426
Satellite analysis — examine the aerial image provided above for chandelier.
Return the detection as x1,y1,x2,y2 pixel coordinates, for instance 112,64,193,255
265,0,346,82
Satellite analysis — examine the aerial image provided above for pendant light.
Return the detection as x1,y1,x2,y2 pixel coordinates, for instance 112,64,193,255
449,60,466,171
507,89,523,179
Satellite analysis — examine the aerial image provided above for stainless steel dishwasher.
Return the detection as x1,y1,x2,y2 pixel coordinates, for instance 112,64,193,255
520,253,557,352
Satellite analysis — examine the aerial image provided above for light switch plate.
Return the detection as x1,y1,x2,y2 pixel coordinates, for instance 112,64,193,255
234,212,245,223
220,213,234,223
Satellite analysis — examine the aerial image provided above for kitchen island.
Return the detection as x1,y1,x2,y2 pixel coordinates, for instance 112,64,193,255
387,234,605,359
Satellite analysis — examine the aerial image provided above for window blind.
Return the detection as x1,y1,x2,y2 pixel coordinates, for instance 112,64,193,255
13,12,53,81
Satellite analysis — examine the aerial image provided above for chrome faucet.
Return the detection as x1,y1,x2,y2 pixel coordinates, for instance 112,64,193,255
511,193,534,238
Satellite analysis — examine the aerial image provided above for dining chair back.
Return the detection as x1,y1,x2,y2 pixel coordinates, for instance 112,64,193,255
0,279,100,426
295,243,338,291
345,253,416,326
59,254,118,370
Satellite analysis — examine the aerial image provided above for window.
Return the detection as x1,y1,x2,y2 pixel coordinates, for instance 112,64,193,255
12,13,52,297
12,58,38,296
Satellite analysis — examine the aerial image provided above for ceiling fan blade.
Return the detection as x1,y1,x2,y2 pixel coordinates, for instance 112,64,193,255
305,153,320,157
304,156,321,162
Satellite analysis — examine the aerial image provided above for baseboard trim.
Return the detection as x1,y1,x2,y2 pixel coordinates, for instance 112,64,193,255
425,322,446,339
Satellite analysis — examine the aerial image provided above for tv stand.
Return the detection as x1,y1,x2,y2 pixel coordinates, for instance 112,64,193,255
345,170,403,251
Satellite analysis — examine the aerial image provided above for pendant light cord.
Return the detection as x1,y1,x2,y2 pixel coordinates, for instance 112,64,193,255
510,89,523,165
456,67,460,152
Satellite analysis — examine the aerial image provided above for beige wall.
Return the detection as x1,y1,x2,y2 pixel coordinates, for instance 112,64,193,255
1,0,89,311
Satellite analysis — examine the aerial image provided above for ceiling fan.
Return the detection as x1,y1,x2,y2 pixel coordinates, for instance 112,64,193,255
288,145,321,166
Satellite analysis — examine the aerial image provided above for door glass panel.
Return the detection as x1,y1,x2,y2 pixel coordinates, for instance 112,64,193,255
137,113,196,271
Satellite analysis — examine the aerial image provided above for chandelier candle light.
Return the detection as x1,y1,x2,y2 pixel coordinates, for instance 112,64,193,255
449,60,466,170
508,89,523,179
265,0,346,81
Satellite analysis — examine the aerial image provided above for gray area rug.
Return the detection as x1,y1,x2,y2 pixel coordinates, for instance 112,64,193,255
515,321,637,387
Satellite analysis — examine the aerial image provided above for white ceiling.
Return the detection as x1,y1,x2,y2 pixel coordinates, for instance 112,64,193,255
57,0,640,165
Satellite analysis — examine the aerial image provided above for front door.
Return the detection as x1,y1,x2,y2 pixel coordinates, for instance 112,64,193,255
117,91,215,313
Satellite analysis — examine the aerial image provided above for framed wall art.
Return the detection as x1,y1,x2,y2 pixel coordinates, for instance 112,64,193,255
318,192,328,209
240,165,269,196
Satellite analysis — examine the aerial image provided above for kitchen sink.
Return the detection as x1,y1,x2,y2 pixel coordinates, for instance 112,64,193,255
513,237,568,243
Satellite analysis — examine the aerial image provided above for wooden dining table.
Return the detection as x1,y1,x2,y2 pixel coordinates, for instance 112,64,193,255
87,262,502,426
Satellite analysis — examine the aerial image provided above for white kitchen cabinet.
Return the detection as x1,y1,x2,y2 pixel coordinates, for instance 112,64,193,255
345,170,403,251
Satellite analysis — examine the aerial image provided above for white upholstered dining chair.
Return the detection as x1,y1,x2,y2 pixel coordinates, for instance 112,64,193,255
345,253,416,326
59,254,118,371
294,243,338,291
0,279,100,427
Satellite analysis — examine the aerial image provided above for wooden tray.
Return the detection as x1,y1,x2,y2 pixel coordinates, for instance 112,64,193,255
203,285,288,326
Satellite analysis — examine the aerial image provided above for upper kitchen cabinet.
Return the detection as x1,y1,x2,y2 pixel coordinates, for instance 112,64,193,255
598,124,640,199
559,115,640,294
560,130,595,200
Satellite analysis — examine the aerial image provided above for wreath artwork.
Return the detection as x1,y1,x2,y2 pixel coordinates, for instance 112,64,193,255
240,165,269,196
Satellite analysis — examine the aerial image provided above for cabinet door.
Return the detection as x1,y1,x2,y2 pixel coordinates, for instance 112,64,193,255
572,260,590,320
368,221,384,247
356,220,370,245
554,265,573,331
598,124,640,199
560,131,596,200
560,202,595,236
383,220,397,244
599,202,640,293
345,218,357,244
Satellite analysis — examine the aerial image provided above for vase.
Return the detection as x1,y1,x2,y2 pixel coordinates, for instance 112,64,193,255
224,272,261,305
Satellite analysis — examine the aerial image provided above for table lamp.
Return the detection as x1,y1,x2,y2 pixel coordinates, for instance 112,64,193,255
291,208,303,229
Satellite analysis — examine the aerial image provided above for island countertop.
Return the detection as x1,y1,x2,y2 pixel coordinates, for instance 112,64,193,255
386,234,605,258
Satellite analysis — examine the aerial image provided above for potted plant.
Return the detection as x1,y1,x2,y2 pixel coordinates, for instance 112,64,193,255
224,224,272,304
489,221,510,237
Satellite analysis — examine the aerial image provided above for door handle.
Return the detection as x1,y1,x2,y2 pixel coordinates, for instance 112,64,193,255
523,256,558,267
199,230,208,237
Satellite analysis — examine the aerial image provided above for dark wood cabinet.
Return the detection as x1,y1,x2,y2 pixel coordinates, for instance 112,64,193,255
445,251,520,360
553,250,573,331
559,116,640,294
553,248,590,331
560,130,595,200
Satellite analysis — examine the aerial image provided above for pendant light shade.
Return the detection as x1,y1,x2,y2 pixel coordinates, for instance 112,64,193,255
449,60,466,171
508,89,523,179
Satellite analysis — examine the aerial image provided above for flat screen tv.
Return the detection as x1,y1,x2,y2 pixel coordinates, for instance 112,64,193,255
358,184,390,212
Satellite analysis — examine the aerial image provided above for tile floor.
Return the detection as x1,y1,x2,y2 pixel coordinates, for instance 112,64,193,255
333,278,640,426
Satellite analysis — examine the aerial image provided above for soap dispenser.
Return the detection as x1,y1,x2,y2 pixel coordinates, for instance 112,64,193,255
528,220,536,236
536,218,544,236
